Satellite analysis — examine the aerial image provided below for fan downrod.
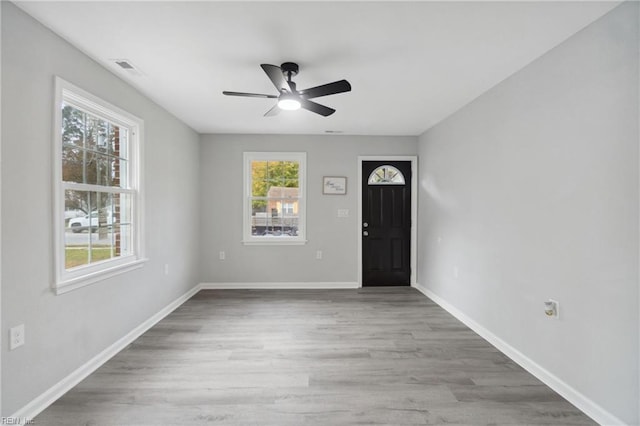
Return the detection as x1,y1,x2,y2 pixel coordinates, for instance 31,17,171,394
281,62,299,78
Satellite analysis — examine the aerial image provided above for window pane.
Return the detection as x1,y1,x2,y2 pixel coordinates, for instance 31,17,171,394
115,157,127,189
61,104,127,188
64,189,132,270
62,146,84,183
65,242,90,269
250,198,299,237
266,183,283,198
251,161,268,196
64,191,90,268
251,199,268,235
62,105,85,147
284,178,299,189
117,193,133,225
65,190,90,228
103,125,128,188
118,224,133,256
84,114,100,152
276,198,299,236
85,150,98,185
95,119,112,155
94,153,114,187
368,165,406,185
266,161,284,183
90,244,112,264
251,160,299,197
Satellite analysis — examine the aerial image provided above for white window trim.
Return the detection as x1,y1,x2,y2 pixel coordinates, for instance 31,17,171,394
242,152,307,245
52,76,146,294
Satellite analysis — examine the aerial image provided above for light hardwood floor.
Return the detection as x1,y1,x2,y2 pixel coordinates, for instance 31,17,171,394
36,287,595,425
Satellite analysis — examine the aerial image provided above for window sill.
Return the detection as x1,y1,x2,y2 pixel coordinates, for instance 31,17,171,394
54,258,148,295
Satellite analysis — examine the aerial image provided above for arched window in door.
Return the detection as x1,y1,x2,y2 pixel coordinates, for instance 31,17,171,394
367,165,406,185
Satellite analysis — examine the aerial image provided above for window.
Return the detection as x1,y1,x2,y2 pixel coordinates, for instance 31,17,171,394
243,152,306,245
282,202,295,215
53,77,145,293
368,165,406,185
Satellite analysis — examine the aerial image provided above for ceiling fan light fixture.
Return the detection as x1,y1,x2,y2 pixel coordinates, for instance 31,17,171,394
223,63,350,117
278,93,301,111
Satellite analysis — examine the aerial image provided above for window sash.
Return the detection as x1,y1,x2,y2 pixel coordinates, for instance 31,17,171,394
61,101,130,189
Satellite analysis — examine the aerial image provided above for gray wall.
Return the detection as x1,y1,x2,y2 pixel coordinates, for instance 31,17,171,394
2,0,638,423
199,134,417,284
417,3,639,424
1,3,201,414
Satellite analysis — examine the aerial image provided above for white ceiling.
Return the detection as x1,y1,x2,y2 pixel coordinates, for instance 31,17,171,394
16,1,620,136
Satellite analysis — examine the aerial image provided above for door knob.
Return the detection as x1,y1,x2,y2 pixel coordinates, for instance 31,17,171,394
363,222,368,228
363,231,369,236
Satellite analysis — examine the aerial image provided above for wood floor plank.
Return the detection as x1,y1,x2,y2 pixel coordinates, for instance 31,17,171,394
35,288,596,425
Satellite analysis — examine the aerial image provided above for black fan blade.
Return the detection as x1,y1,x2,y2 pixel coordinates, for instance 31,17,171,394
264,104,280,117
299,80,351,99
300,99,335,117
223,91,278,99
261,64,291,93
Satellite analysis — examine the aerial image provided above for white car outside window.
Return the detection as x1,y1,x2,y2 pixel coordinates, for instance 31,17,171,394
68,211,113,233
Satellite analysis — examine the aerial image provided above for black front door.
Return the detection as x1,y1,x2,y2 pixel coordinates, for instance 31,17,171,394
362,161,411,286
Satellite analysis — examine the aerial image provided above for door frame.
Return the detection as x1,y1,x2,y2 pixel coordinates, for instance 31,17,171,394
357,156,418,288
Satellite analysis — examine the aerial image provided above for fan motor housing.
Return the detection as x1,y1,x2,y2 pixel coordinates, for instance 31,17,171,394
281,62,299,77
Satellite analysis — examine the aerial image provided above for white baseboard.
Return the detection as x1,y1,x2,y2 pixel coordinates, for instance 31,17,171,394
413,282,626,426
199,282,359,289
11,284,201,421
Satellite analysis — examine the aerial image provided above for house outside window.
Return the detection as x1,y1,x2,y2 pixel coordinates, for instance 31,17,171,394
53,77,145,293
243,152,306,245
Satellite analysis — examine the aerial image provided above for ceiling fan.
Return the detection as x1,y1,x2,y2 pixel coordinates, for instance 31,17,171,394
223,62,351,117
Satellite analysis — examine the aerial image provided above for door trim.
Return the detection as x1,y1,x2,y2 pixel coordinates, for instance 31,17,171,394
357,156,418,288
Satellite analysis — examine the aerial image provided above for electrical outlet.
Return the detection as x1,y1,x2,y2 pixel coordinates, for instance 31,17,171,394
316,250,323,260
337,209,349,218
10,324,25,350
219,251,226,261
544,299,560,319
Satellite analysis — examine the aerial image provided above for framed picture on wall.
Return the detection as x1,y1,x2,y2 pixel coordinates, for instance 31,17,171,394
323,176,347,195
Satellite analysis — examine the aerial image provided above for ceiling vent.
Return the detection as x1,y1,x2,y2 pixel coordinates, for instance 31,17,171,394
111,59,144,76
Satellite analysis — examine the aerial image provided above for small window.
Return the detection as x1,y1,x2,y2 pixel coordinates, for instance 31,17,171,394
282,202,295,215
368,165,406,185
243,152,306,245
53,77,145,293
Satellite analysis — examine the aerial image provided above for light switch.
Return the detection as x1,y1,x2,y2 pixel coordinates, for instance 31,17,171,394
337,209,349,218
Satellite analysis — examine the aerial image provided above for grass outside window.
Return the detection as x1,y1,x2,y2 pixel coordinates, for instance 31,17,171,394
65,246,112,269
